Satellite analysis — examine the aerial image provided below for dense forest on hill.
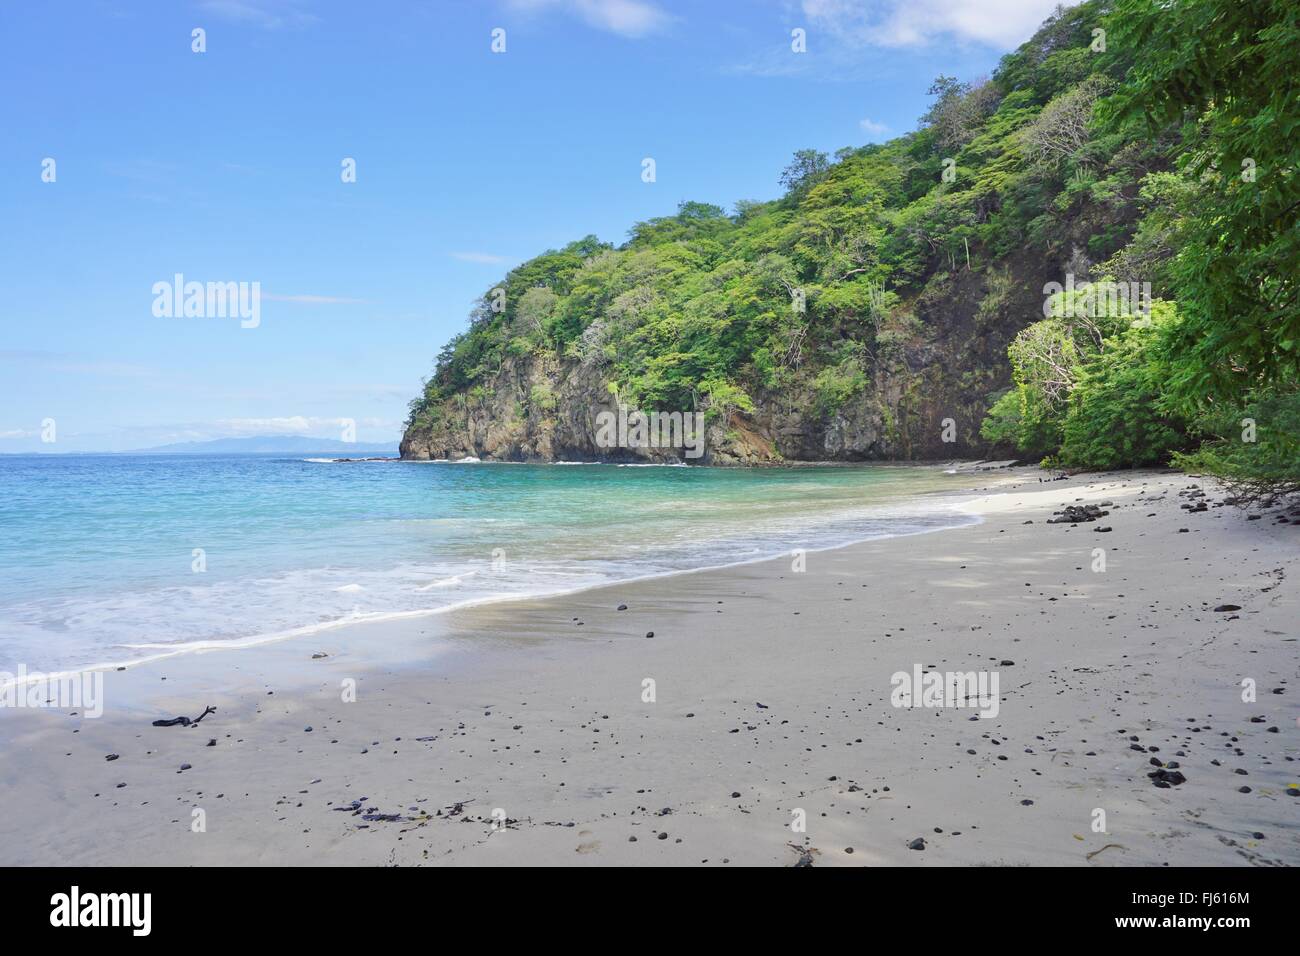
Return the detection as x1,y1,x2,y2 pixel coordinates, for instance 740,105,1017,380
403,0,1297,500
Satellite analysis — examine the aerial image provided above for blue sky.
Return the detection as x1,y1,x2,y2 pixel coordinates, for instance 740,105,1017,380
0,0,1062,452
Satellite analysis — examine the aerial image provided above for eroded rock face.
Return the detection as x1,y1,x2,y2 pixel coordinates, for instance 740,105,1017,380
402,355,988,464
401,258,1047,464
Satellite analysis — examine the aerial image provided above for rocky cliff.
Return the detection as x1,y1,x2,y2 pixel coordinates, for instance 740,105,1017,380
401,2,1141,466
400,264,1050,464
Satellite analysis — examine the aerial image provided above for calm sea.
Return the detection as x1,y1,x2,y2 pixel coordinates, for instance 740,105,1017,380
0,455,980,672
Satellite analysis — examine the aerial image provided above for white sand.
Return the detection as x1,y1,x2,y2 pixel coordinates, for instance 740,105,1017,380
1,468,1296,866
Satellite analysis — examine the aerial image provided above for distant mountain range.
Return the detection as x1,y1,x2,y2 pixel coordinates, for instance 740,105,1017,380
132,436,400,455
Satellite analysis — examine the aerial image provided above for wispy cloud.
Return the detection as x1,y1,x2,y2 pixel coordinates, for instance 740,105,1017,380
506,0,673,39
210,415,399,438
725,0,1052,81
215,415,348,435
197,0,318,29
801,0,1060,49
450,251,508,265
859,117,890,139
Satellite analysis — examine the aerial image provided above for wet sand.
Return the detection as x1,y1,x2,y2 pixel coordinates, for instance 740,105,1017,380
1,468,1296,866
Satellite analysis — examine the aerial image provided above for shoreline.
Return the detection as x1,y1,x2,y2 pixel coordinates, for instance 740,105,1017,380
1,467,1295,866
393,455,1034,472
0,460,1012,686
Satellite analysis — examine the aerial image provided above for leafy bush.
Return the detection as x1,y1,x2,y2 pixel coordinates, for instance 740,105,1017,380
982,299,1188,467
1175,381,1300,504
1058,314,1190,468
813,359,869,416
528,384,558,415
979,389,1021,446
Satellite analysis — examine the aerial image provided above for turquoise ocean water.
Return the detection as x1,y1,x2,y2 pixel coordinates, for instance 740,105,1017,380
0,455,979,673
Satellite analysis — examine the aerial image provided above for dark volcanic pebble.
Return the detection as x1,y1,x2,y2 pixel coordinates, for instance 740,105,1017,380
1148,768,1186,787
1047,504,1109,524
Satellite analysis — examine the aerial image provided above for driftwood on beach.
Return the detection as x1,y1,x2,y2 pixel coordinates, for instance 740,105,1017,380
151,705,216,727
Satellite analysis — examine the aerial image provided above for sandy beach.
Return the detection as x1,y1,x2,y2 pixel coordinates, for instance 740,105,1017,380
1,467,1295,867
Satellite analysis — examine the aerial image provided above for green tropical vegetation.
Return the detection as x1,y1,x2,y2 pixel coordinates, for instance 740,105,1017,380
407,0,1298,500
